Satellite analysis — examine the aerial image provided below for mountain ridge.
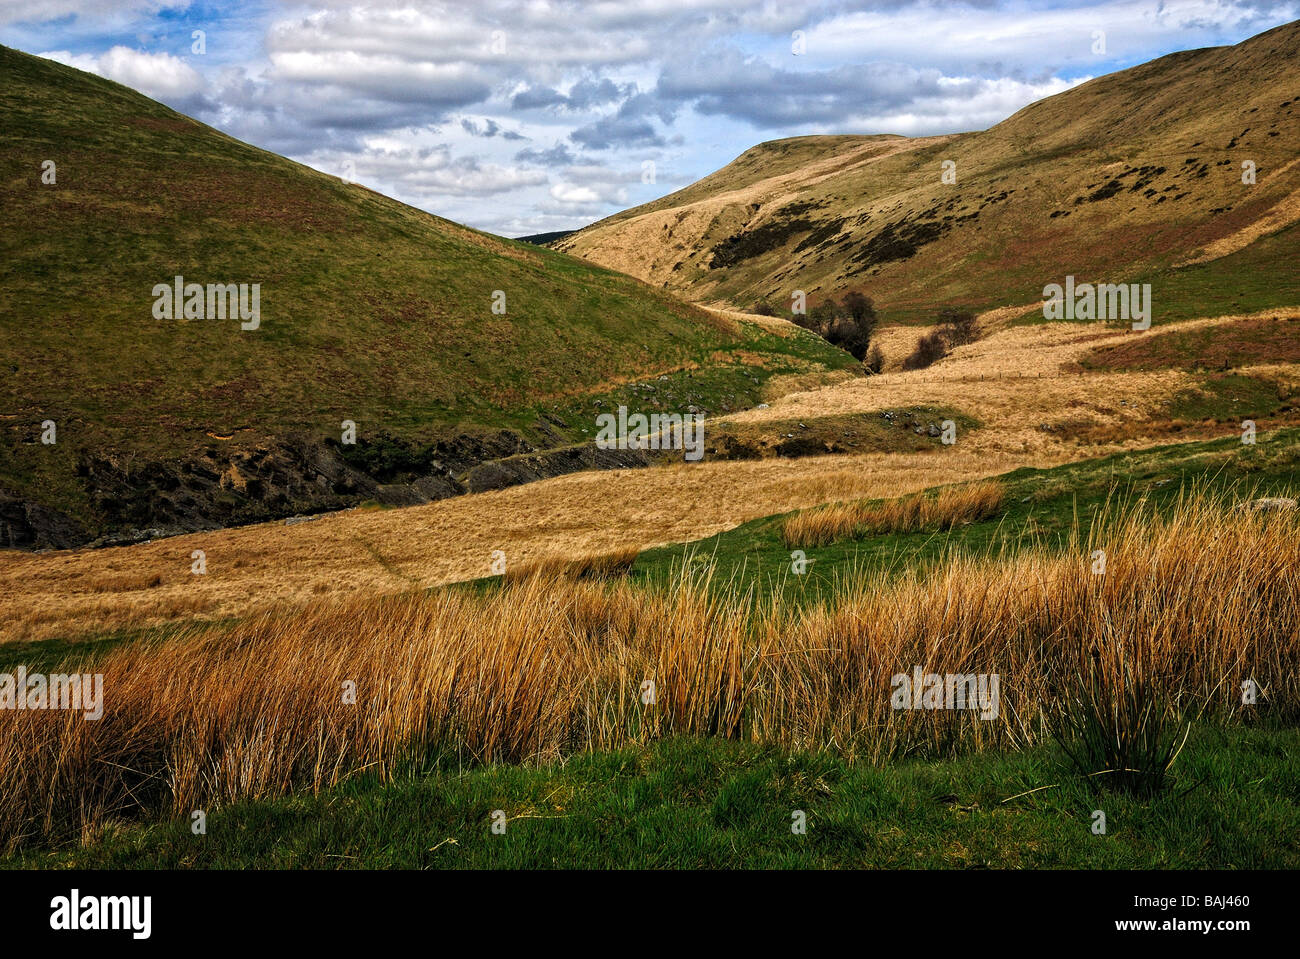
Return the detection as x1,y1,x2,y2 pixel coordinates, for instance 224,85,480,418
556,20,1300,322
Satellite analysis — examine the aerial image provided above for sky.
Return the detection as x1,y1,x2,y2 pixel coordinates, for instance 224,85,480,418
2,0,1296,237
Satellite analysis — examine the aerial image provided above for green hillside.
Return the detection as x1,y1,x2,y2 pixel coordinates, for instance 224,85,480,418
0,45,855,546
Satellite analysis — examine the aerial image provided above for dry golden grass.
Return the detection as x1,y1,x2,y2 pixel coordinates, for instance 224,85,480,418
2,492,1295,850
782,481,1005,548
729,311,1300,459
556,134,953,300
3,312,1296,644
0,448,1022,643
503,546,640,583
1178,158,1300,266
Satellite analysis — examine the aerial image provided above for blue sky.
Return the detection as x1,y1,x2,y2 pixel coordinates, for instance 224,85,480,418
3,0,1296,236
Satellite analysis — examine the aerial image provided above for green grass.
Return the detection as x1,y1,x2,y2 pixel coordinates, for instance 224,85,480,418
1164,373,1294,422
1018,222,1300,329
0,45,856,537
9,727,1297,868
1079,313,1300,371
1134,222,1300,325
627,427,1300,604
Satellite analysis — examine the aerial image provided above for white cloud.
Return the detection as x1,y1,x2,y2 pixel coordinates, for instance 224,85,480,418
308,143,548,202
0,0,186,28
549,183,605,204
12,1,1299,235
38,44,204,99
804,0,1300,73
35,49,99,72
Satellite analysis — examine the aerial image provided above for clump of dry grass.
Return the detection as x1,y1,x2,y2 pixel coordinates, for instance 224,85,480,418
781,481,1004,547
503,546,639,583
83,572,164,593
1,491,1295,850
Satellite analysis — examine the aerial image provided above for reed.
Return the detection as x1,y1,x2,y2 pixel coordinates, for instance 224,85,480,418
2,490,1295,850
781,481,1004,547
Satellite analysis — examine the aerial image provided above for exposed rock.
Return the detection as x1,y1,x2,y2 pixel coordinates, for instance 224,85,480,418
1244,497,1298,512
0,428,643,551
464,444,650,493
0,488,88,550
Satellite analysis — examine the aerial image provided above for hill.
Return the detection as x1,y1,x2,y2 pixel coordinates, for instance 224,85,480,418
515,230,577,245
556,21,1300,322
0,45,855,548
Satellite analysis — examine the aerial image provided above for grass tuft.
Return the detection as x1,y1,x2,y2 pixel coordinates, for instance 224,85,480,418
781,481,1004,548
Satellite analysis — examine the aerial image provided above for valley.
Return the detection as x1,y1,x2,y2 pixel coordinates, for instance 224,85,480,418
5,305,1296,644
2,16,1299,878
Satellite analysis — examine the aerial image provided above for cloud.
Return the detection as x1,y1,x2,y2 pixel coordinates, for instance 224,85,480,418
0,0,187,28
267,49,492,109
461,116,526,139
312,143,548,202
511,85,568,109
550,183,605,204
568,87,676,148
570,114,664,149
39,45,204,101
802,0,1300,75
512,76,637,111
10,0,1300,234
655,44,1086,133
515,143,578,165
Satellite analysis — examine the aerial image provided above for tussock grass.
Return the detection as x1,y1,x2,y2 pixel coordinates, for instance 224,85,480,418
504,546,640,582
83,572,164,593
1,491,1296,850
781,481,1004,547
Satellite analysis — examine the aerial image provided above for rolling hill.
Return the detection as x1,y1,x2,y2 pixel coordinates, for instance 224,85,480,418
0,45,855,548
556,20,1300,323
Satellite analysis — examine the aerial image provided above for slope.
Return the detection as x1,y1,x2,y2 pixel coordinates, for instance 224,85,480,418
556,21,1300,323
0,45,856,547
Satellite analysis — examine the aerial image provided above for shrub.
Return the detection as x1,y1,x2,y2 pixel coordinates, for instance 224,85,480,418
828,315,869,360
901,308,982,370
794,294,877,361
939,308,979,346
902,330,949,370
865,344,885,374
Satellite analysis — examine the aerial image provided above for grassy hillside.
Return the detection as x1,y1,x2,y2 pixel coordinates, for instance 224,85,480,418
592,134,889,227
629,426,1300,604
0,45,855,546
557,21,1300,322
